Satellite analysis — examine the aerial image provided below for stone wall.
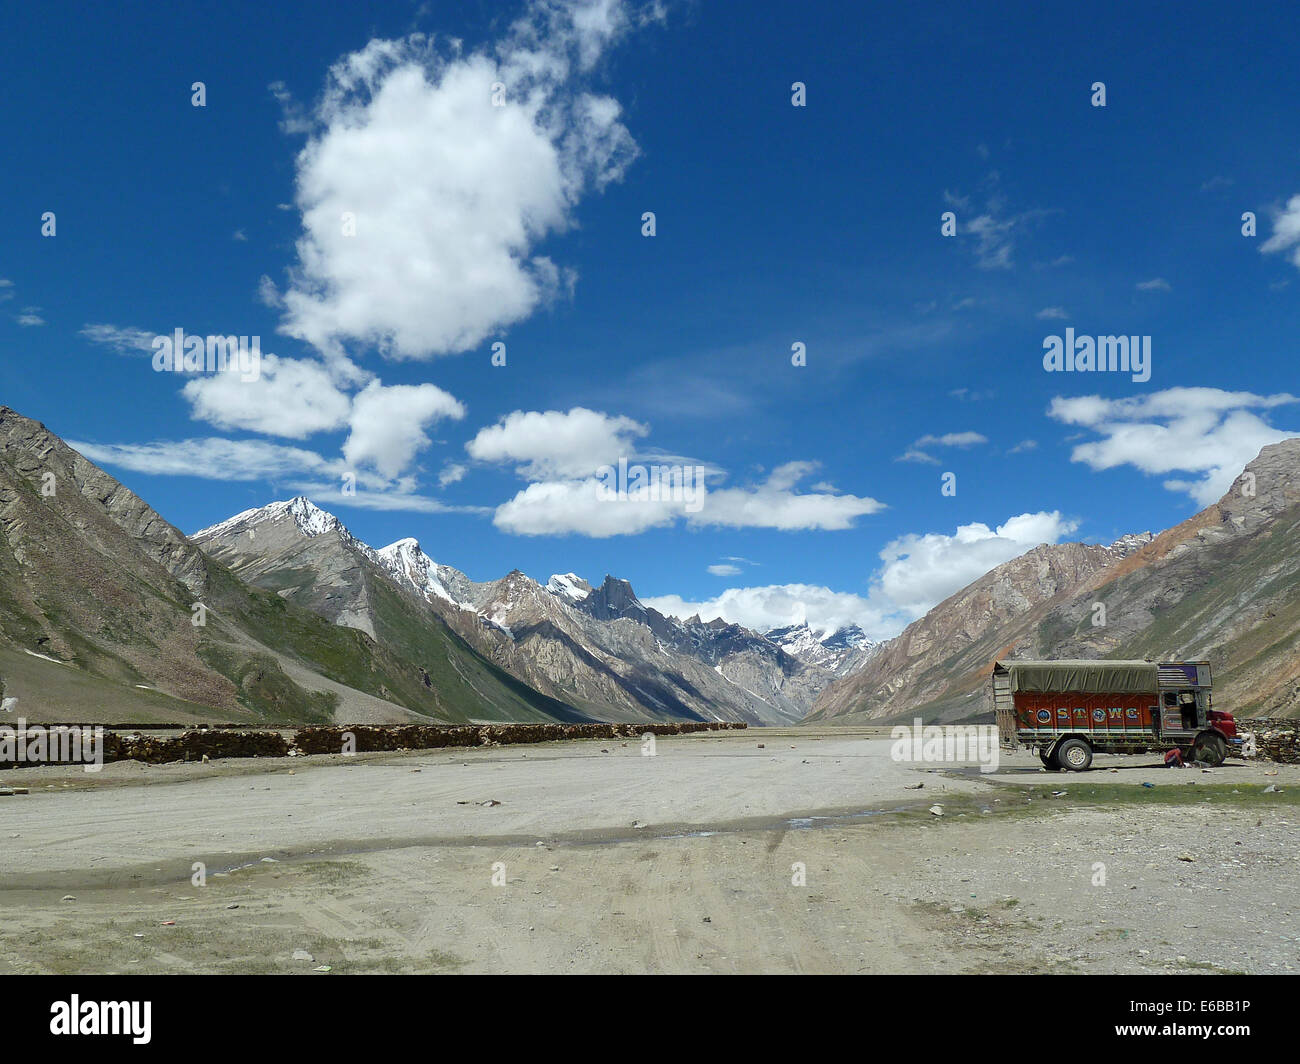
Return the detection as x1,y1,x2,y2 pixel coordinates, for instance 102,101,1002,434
293,720,743,755
1238,718,1300,765
1,720,745,767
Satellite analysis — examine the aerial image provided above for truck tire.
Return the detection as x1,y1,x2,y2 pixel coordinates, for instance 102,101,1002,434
1190,731,1227,766
1039,746,1062,770
1056,738,1093,772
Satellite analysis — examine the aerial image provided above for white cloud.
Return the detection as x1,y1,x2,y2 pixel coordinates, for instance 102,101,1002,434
16,308,44,327
707,563,741,577
268,79,313,135
277,1,642,360
467,407,647,478
343,380,465,478
257,275,282,308
1136,277,1171,291
80,323,159,355
71,437,358,484
875,511,1078,620
438,461,468,487
644,585,886,640
1036,306,1068,319
915,431,987,449
494,476,678,536
490,457,883,537
1261,193,1300,269
965,210,1017,269
1049,387,1300,505
69,437,478,514
182,354,353,439
698,464,882,531
646,510,1079,640
282,481,486,514
897,430,987,464
948,173,1054,271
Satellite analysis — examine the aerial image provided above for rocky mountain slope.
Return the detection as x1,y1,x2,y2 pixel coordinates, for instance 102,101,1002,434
0,407,579,726
810,438,1300,723
195,501,845,724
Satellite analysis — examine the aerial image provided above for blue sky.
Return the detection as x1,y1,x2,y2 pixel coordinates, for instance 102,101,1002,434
2,0,1299,639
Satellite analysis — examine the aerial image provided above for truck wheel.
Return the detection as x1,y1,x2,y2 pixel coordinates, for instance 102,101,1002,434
1056,738,1093,772
1039,746,1061,770
1191,732,1227,766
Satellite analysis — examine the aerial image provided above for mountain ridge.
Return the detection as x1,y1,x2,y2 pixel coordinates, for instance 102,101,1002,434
193,496,849,724
810,438,1300,723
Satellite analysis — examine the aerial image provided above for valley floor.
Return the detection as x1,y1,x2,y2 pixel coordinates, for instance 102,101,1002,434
1,729,1297,974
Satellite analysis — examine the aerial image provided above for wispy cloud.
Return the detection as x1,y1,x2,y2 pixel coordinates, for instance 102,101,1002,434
79,323,159,355
896,431,988,464
67,436,482,514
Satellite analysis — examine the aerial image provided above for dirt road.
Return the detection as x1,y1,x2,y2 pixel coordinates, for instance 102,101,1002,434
2,728,1297,974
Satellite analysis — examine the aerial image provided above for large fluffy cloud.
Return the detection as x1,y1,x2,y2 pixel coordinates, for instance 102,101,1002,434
643,585,888,640
1049,387,1299,505
495,476,679,536
276,1,644,360
466,407,647,478
343,380,465,479
182,354,353,439
874,511,1078,619
646,510,1079,640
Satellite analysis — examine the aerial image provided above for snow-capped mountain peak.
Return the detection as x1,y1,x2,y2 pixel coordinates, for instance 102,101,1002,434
1106,531,1155,555
376,537,459,606
193,495,342,540
546,572,593,603
765,622,876,673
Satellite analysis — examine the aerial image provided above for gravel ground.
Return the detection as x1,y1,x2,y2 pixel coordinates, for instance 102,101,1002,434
1,729,1296,974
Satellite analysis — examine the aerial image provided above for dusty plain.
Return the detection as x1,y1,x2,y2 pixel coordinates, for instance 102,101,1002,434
1,727,1297,974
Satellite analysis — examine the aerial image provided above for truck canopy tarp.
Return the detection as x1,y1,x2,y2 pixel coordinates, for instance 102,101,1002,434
995,659,1159,694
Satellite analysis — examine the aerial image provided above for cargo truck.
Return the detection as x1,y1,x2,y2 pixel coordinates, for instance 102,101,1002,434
991,659,1242,771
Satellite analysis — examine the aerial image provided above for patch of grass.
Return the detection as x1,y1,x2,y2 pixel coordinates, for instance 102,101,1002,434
1023,781,1300,810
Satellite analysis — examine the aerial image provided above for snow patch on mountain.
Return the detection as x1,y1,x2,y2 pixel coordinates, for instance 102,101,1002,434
1105,531,1156,555
546,572,593,604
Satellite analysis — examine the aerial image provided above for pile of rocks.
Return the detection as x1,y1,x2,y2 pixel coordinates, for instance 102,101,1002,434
1238,718,1300,764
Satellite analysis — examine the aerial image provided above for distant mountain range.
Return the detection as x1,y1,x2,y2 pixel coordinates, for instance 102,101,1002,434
810,438,1300,723
194,497,872,725
0,406,869,726
5,403,1293,727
